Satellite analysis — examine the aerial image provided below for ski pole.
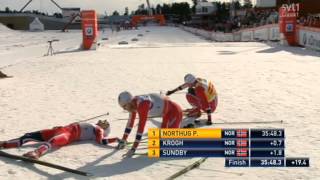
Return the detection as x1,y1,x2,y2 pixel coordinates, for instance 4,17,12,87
76,112,109,123
116,116,161,121
160,90,186,95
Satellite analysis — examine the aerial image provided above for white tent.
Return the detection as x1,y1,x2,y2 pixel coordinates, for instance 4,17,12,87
29,17,44,31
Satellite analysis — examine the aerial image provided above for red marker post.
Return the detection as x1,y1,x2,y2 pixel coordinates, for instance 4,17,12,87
81,10,98,50
279,3,300,46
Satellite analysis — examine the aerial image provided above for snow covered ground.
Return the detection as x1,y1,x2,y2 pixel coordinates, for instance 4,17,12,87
0,24,320,180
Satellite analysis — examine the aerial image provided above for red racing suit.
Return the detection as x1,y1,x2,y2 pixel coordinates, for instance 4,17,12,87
121,93,183,150
1,123,118,157
182,78,218,114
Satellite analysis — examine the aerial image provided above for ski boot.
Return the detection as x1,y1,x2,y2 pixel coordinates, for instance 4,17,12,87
183,123,195,128
206,111,213,125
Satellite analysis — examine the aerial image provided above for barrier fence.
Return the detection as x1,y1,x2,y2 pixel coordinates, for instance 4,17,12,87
179,24,320,51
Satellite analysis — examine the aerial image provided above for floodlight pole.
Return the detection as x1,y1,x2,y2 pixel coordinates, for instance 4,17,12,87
19,0,33,12
19,0,63,13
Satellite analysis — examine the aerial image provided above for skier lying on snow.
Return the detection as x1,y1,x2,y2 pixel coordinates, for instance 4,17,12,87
166,73,218,125
0,120,119,159
117,92,183,158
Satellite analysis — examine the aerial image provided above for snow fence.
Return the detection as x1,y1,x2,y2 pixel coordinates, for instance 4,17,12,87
180,24,320,51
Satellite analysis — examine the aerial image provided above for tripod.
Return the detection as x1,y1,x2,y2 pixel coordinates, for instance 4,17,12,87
45,39,59,56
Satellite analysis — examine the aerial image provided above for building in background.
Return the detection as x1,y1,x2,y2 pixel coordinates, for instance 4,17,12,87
195,0,217,15
255,0,276,8
191,1,217,28
29,17,44,31
62,8,80,20
217,0,275,8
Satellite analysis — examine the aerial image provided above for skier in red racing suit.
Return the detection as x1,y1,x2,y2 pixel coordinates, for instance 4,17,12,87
117,92,183,158
166,73,218,125
0,120,119,159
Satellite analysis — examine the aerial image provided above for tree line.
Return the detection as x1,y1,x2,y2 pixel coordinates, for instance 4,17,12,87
110,0,253,23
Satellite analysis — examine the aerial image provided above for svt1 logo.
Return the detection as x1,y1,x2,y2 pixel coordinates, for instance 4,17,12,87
281,3,300,12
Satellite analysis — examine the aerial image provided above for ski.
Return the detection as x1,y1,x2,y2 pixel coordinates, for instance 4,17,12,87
116,110,205,121
213,120,284,124
184,119,284,128
166,157,208,180
116,115,160,121
133,152,148,156
0,151,92,176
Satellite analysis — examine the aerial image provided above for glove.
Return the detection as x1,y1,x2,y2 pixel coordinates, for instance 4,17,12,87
166,90,175,96
122,148,136,158
117,139,127,150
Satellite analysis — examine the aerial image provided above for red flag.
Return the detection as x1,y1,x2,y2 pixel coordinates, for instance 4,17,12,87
236,139,248,147
236,148,248,157
236,129,248,138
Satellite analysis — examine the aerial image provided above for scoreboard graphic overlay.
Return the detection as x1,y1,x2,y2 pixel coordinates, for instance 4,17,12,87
148,128,309,167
